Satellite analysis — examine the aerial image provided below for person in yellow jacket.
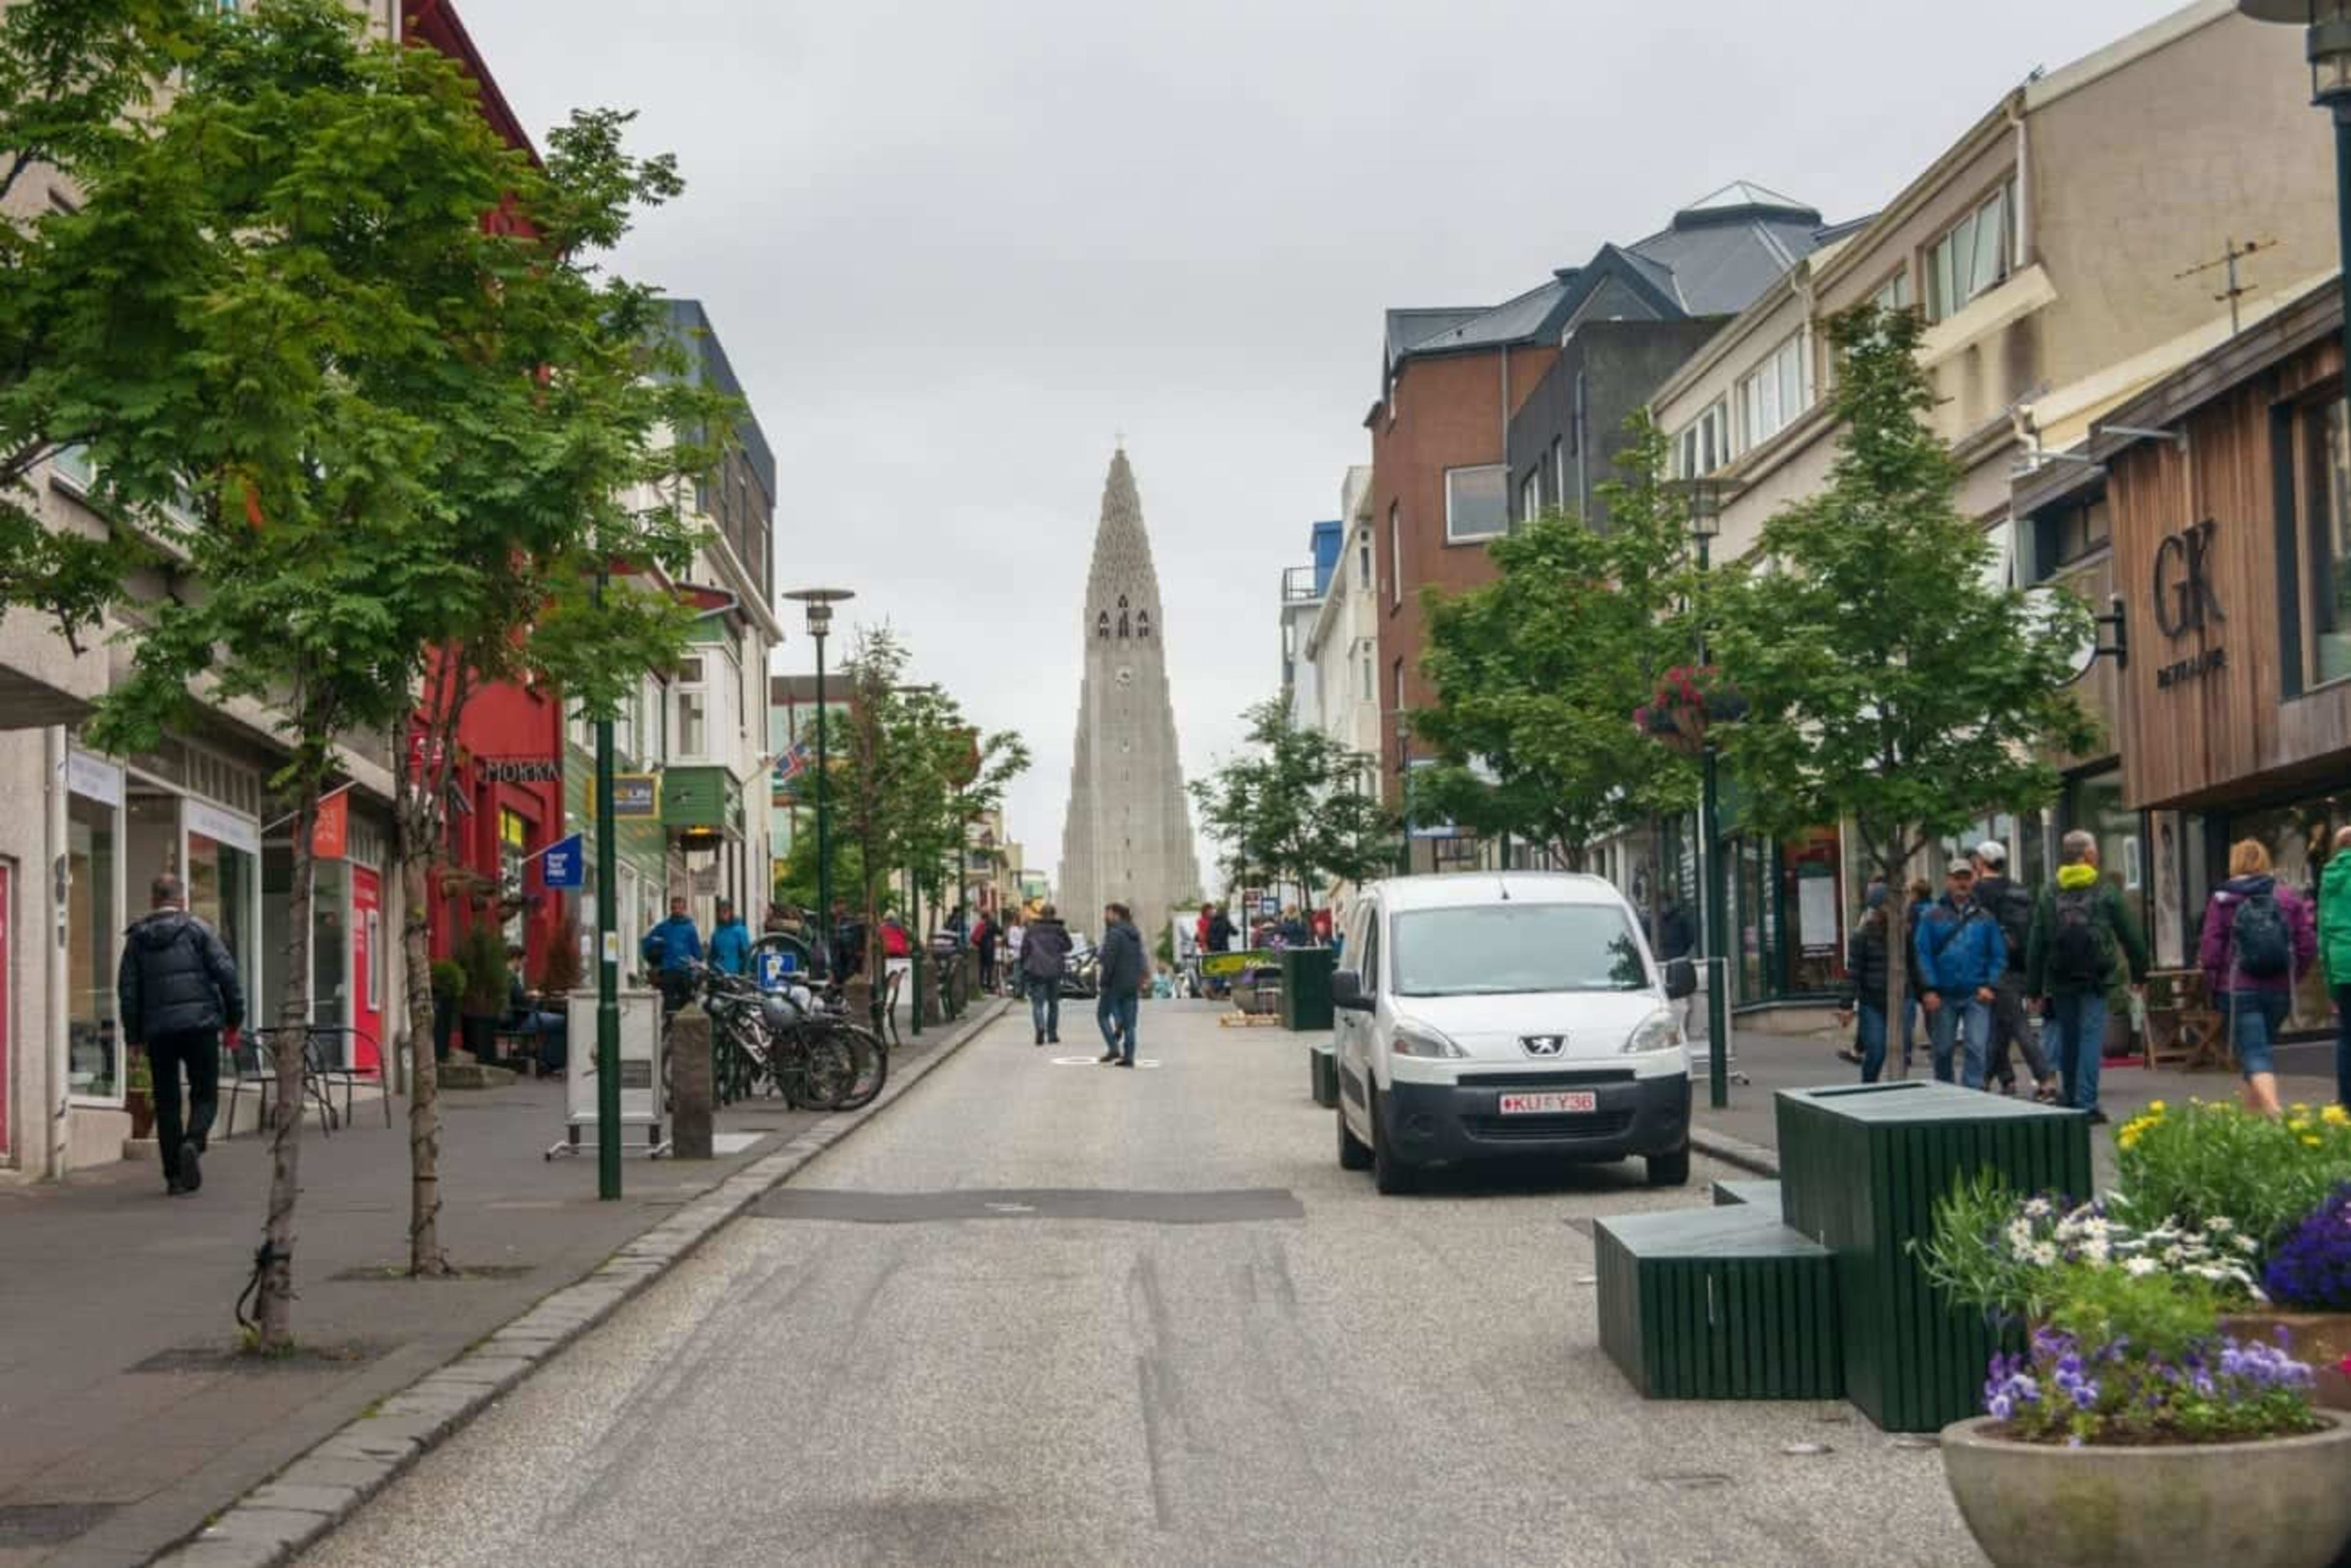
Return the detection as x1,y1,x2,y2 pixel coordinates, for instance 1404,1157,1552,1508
2025,831,2149,1125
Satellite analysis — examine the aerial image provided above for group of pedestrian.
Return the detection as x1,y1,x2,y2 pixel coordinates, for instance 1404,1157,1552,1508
1838,825,2351,1123
640,896,758,1015
1014,901,1149,1065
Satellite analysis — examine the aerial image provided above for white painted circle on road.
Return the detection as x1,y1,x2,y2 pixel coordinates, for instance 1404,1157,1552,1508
1048,1056,1163,1069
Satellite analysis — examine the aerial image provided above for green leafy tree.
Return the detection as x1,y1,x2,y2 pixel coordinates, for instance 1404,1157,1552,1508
32,0,713,1339
1190,698,1398,915
1412,413,1701,943
1710,304,2099,1051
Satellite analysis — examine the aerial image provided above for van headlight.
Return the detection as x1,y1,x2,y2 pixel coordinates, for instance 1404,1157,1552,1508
1392,1022,1466,1059
1622,1008,1682,1056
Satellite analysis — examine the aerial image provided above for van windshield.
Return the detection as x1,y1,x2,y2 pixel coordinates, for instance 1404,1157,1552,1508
1390,904,1647,997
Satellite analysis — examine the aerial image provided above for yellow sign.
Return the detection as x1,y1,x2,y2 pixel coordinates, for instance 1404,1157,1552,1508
1201,948,1276,978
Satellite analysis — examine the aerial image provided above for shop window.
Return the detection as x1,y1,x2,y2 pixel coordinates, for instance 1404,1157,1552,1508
500,808,529,948
313,859,348,1032
189,829,256,988
2303,400,2351,687
67,793,118,1100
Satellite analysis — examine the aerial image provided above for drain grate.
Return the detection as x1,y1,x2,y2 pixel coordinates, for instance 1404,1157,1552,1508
132,1340,392,1373
328,1263,538,1282
0,1503,117,1547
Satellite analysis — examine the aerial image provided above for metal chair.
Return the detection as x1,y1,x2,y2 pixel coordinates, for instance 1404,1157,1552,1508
225,1029,338,1137
880,965,906,1048
302,1026,392,1128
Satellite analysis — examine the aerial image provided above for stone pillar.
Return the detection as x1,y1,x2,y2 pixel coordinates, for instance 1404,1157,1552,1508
669,1003,713,1160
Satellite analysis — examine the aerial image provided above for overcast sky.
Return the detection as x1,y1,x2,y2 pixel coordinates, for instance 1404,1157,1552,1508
463,0,2179,892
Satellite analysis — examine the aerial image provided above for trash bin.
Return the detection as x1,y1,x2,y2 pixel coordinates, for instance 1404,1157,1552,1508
1278,945,1337,1032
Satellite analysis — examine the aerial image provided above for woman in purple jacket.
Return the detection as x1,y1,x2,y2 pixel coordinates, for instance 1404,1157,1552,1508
2198,839,2319,1116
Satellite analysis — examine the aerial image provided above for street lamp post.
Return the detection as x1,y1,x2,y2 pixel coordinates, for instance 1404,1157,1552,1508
592,569,621,1200
784,588,853,977
2238,3,2351,435
1682,479,1733,1112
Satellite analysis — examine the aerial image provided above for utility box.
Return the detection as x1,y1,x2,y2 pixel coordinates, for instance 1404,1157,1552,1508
1596,1206,1842,1400
1278,946,1337,1032
1776,1080,2090,1432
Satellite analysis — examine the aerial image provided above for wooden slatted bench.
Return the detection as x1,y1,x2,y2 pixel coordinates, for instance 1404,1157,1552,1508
1710,1178,1783,1210
1595,1206,1842,1401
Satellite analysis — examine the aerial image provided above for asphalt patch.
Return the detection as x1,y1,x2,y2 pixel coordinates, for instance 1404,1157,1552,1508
748,1187,1305,1226
0,1503,116,1547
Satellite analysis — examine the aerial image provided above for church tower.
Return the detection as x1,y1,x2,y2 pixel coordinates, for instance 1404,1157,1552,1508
1056,448,1202,944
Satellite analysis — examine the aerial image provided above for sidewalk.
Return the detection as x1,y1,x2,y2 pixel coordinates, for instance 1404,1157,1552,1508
1687,1020,2341,1190
0,1008,992,1568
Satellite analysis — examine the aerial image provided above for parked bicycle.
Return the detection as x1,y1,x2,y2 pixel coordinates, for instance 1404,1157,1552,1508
664,961,885,1113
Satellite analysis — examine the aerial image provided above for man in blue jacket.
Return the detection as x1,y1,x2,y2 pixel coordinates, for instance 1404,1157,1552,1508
1914,861,2007,1090
708,899,752,977
641,896,703,1016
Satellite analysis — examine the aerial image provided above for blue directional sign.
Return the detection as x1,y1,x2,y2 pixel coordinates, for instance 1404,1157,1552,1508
755,947,801,992
542,833,584,889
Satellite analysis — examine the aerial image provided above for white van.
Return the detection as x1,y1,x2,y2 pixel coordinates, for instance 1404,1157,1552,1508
1332,872,1698,1194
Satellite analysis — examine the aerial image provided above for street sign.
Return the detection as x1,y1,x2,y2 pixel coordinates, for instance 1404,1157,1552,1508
543,833,583,889
612,775,659,817
754,947,801,991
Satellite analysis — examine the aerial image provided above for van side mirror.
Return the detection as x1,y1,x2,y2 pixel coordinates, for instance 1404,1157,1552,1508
1331,968,1371,1011
1662,957,1698,1001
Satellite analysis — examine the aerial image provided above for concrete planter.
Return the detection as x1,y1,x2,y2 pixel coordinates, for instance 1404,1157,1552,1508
1940,1411,2351,1568
2219,1311,2351,1411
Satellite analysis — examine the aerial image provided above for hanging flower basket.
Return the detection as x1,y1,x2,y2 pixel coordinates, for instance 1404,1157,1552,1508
1633,666,1742,757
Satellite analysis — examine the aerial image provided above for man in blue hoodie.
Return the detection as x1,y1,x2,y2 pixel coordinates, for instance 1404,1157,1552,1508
708,899,752,978
1914,861,2006,1090
641,896,703,1017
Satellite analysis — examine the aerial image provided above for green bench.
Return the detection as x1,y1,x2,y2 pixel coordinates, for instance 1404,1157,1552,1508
1595,1206,1842,1401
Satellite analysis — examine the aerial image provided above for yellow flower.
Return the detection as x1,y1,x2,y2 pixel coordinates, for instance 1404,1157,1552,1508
2289,1120,2312,1136
2324,1106,2350,1128
2118,1130,2141,1152
2292,1103,2312,1116
2148,1100,2167,1114
2304,1135,2324,1149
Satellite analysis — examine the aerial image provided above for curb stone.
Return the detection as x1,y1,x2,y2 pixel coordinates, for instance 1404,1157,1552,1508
152,999,1011,1566
1689,1123,1781,1178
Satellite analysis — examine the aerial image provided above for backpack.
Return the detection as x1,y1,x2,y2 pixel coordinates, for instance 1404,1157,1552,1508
1987,882,2033,964
2230,891,2293,980
2047,890,2108,988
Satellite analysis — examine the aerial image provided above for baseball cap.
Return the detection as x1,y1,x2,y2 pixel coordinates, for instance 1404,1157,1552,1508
1974,841,2007,867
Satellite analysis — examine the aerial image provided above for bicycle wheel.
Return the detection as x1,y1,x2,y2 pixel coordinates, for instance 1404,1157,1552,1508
827,1022,888,1111
795,1029,858,1111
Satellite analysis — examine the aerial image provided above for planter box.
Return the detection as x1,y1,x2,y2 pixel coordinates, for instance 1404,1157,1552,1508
1776,1079,2090,1432
1595,1205,1841,1400
2220,1310,2351,1411
1942,1411,2351,1568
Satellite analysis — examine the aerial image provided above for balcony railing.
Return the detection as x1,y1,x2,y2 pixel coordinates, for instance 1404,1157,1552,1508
1280,565,1321,604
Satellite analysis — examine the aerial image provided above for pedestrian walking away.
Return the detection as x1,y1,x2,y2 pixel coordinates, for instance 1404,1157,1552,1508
975,910,999,994
2198,838,2318,1117
642,896,704,1018
1836,882,1893,1082
2025,830,2150,1124
1021,904,1071,1046
1914,860,2005,1089
1972,841,2057,1100
1003,912,1027,999
1095,901,1147,1066
117,873,245,1195
1656,897,1697,1040
708,899,752,977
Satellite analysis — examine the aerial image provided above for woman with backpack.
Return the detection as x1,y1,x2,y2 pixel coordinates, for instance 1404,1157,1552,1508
2198,838,2318,1116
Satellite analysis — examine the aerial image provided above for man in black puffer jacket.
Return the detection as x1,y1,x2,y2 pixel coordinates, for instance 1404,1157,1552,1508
118,874,244,1195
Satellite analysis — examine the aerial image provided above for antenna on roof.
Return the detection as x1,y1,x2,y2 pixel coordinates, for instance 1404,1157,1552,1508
2175,237,2275,337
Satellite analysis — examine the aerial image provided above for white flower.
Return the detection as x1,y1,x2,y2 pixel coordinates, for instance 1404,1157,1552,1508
2163,1245,2186,1264
2080,1239,2112,1266
2029,1242,2060,1267
2023,1198,2054,1219
2206,1216,2233,1234
2006,1219,2035,1252
2234,1235,2260,1254
2124,1257,2161,1277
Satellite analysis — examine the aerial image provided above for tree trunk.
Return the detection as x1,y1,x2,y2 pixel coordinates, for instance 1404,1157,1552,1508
397,828,449,1275
253,778,318,1351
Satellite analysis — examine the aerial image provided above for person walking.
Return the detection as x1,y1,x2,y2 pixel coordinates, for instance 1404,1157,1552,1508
709,899,752,978
1095,901,1147,1067
1021,904,1071,1046
2026,830,2149,1124
1901,877,1933,1070
1277,905,1308,948
1003,912,1027,1000
117,873,244,1195
1914,860,2006,1089
2198,838,2318,1117
2319,824,2351,1109
975,910,999,994
1972,842,2058,1100
641,896,703,1018
1655,896,1697,1041
1835,883,1894,1082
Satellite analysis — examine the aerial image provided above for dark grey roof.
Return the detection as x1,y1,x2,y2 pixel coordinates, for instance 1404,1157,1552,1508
1381,184,1836,388
656,298,777,503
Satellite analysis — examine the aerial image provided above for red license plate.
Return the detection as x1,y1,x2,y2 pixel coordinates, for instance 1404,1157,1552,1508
1497,1090,1599,1116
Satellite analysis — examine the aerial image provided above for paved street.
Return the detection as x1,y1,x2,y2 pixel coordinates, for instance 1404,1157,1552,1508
306,1000,1980,1568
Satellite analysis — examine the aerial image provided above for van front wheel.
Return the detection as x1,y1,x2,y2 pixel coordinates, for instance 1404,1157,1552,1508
1644,1144,1691,1188
1370,1087,1417,1195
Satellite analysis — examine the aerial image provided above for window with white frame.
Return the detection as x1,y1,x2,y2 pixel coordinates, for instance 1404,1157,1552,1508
1673,399,1730,478
1360,645,1374,700
1388,502,1401,606
672,655,707,760
1357,533,1371,590
1444,465,1508,542
1738,331,1813,452
1520,468,1541,523
1871,266,1914,315
1926,179,2016,323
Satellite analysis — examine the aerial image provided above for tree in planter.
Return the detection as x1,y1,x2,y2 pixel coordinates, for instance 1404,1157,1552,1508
1411,413,1703,951
453,920,511,1064
1190,699,1398,917
1708,304,2100,1070
54,0,710,1335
